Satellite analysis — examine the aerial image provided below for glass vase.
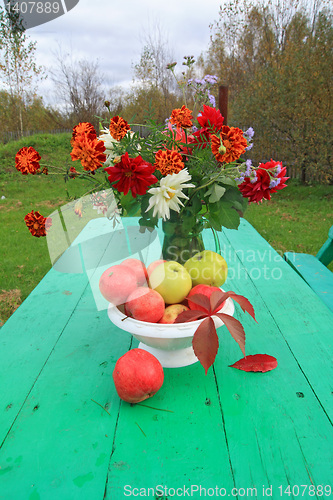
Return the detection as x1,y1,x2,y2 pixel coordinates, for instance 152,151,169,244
161,211,205,264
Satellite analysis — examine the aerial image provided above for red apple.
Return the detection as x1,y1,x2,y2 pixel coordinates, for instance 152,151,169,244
113,348,164,403
159,303,189,324
146,259,166,278
125,287,165,323
187,284,226,311
99,265,138,305
120,258,148,286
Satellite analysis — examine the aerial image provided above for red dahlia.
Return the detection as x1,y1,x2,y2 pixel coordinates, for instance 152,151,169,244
105,153,157,197
238,160,289,203
197,104,224,131
191,105,224,148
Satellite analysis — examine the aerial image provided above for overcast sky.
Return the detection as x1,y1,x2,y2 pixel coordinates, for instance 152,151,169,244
28,0,224,105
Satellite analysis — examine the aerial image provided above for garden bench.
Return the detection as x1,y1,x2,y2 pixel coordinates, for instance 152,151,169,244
283,226,333,312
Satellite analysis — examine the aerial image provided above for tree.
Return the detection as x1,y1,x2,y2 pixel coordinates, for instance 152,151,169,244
50,49,108,128
0,6,45,136
201,0,333,182
131,22,179,122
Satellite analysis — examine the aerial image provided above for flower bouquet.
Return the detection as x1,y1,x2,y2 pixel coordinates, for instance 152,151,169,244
15,58,288,254
14,58,287,373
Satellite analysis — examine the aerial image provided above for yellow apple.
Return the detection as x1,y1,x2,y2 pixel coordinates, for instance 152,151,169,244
159,303,189,324
148,261,192,304
184,250,228,287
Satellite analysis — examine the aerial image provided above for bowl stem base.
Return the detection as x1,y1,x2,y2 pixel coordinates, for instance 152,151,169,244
138,342,199,368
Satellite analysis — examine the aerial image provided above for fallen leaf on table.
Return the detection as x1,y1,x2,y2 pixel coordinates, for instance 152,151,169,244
229,354,278,373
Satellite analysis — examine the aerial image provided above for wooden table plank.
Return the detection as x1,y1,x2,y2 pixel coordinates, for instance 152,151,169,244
0,284,132,500
210,221,333,494
222,219,333,419
105,363,235,498
0,270,89,444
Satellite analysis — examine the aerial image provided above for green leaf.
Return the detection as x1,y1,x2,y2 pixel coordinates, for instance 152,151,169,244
119,192,141,216
221,186,248,215
138,196,159,230
207,211,222,232
208,199,241,230
204,184,226,203
190,193,204,214
219,176,237,187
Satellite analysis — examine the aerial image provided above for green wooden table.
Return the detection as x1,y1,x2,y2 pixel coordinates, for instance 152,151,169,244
1,217,332,500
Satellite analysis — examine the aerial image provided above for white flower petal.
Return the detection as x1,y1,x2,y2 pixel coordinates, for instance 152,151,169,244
145,169,195,220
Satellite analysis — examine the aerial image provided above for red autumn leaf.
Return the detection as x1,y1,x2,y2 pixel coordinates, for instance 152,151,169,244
174,309,207,323
215,312,246,356
209,290,229,313
174,289,257,374
229,354,278,373
211,290,257,322
192,317,219,375
186,293,211,313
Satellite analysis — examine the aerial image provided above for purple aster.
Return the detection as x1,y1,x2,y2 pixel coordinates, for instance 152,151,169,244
195,78,205,86
204,75,218,84
245,127,255,139
207,91,216,107
245,159,252,176
269,178,281,188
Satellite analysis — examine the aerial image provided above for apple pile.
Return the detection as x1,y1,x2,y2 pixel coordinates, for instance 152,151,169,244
99,250,228,324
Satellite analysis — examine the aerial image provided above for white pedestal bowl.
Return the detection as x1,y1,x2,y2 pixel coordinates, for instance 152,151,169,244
108,296,235,368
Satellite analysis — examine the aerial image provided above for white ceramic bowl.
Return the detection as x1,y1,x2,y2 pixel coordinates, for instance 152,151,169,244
108,296,235,368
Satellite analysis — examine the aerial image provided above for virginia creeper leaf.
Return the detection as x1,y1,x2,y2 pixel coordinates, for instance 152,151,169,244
174,309,207,323
215,312,246,356
192,317,219,375
229,354,278,373
214,291,256,322
209,290,229,313
186,293,211,314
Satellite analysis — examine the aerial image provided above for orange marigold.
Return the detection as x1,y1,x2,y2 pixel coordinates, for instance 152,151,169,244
70,135,107,172
15,147,41,175
24,210,52,237
109,115,130,141
71,122,96,146
154,149,185,175
170,105,193,129
211,126,247,164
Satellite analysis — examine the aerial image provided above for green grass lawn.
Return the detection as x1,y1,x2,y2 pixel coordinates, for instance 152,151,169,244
244,182,333,257
1,133,332,325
